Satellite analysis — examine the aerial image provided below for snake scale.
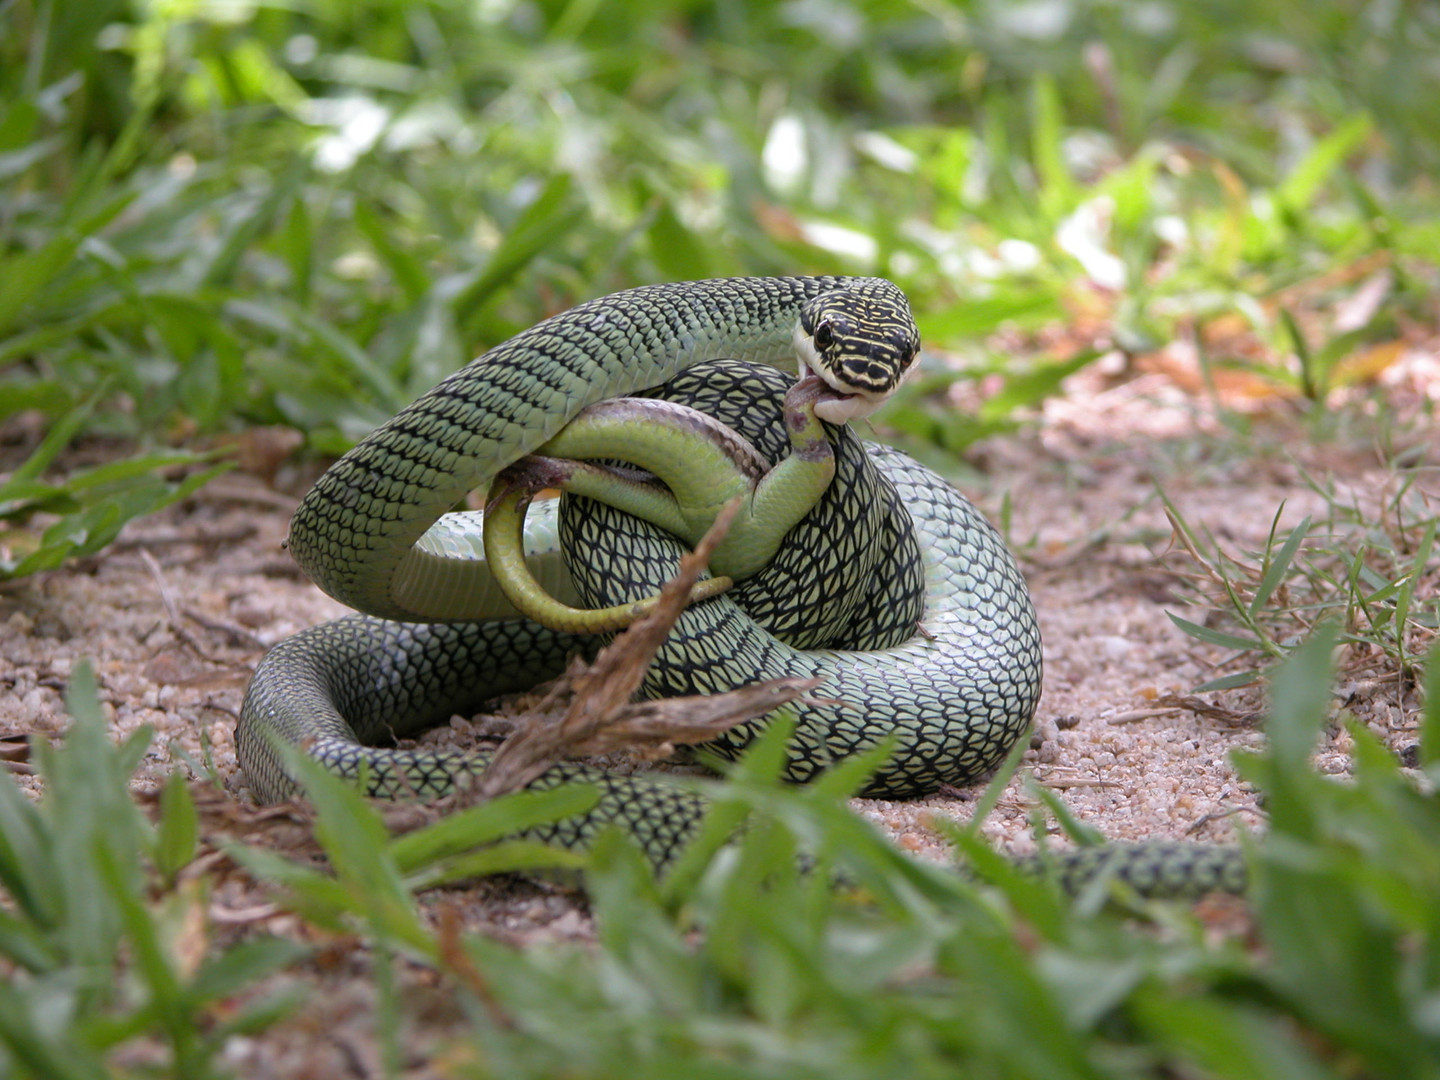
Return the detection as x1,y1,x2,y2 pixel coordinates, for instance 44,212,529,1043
238,276,1246,895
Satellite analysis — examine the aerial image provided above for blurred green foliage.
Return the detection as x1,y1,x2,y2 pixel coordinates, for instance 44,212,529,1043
3,0,1439,575
4,638,1440,1076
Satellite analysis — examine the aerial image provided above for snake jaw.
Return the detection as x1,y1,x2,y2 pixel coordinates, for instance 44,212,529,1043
813,386,882,424
800,321,887,423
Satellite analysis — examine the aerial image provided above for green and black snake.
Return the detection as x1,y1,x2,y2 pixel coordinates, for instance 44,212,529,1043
237,276,1246,895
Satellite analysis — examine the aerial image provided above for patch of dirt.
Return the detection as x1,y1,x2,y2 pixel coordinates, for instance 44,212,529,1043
2,348,1436,1070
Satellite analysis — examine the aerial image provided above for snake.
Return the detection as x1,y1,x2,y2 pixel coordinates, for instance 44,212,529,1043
237,276,1246,896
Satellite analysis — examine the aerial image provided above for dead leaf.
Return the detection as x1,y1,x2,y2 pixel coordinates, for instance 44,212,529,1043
1332,339,1407,387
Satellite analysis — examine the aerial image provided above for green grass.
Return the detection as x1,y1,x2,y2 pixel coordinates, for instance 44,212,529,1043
2,637,1438,1077
4,1,1440,1076
4,0,1439,567
1163,445,1440,689
0,664,307,1077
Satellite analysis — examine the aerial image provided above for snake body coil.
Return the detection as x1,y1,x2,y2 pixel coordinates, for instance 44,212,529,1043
239,276,1241,893
284,277,919,623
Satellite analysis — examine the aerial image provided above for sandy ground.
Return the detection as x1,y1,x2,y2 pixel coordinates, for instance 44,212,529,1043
1,350,1436,1072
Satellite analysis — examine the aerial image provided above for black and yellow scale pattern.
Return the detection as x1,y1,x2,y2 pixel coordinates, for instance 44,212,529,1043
563,361,1043,796
283,277,919,623
239,359,1042,853
239,277,1246,893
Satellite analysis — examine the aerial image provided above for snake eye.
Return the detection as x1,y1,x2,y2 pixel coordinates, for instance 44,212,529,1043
812,320,835,350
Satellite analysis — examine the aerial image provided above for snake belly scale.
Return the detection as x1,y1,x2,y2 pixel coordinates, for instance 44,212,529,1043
238,277,1044,866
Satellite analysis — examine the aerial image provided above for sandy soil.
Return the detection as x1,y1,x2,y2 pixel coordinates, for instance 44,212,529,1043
1,349,1436,1073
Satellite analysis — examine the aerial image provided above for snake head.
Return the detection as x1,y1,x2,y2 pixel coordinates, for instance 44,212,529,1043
793,279,921,423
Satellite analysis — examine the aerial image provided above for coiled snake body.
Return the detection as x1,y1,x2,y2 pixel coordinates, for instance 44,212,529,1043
238,276,1242,893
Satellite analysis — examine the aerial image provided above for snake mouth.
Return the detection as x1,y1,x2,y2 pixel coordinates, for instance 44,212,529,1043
796,356,889,423
793,323,904,423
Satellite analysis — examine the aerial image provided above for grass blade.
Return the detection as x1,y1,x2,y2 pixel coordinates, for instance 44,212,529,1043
456,174,586,340
1250,513,1311,618
388,784,601,874
1166,613,1264,652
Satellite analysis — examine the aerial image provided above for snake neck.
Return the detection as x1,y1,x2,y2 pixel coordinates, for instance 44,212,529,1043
287,276,899,620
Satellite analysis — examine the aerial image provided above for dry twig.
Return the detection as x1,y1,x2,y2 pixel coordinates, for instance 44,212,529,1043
470,498,819,801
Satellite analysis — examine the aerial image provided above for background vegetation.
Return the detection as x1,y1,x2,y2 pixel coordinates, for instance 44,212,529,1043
5,0,1438,570
2,0,1439,1075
